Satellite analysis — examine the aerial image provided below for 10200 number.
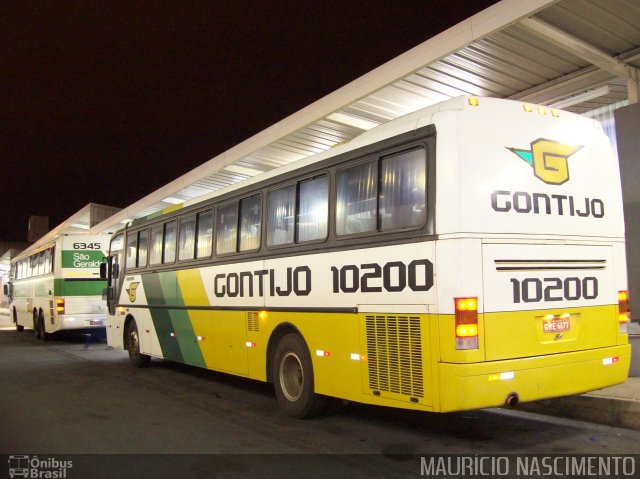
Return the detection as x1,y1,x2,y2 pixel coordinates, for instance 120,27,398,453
510,276,598,303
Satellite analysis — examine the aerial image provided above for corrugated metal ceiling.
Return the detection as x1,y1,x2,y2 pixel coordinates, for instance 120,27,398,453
94,0,640,233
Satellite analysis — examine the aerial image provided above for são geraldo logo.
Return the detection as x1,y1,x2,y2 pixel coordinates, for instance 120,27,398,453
507,139,583,185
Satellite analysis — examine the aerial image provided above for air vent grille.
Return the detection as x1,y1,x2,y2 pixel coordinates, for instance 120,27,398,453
247,312,259,332
365,315,423,398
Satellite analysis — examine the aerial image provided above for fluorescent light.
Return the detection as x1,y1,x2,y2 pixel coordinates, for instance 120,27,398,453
327,112,380,131
162,196,183,205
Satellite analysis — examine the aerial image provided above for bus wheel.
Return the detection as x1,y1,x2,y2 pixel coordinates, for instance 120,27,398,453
13,309,23,332
126,320,150,368
273,333,326,419
33,312,42,339
38,312,50,341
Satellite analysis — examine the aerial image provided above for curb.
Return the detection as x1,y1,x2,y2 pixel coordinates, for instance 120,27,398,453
518,394,640,431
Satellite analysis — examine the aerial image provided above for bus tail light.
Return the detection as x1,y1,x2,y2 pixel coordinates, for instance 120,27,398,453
455,297,478,350
56,299,65,314
618,290,630,333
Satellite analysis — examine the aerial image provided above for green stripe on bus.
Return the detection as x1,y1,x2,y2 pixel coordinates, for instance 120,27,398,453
54,279,106,296
142,273,184,363
158,271,206,368
142,272,206,367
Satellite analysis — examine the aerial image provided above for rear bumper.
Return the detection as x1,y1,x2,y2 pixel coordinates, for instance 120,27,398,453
58,314,106,330
438,344,631,412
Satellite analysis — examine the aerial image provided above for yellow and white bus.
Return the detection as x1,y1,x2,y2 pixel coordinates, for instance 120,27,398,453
104,97,630,417
6,235,111,339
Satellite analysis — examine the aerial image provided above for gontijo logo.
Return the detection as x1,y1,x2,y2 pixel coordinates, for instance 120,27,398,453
126,282,140,302
507,139,583,185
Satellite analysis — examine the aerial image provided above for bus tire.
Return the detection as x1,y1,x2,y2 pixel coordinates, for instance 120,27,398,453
38,312,50,341
33,311,42,339
273,333,326,419
126,320,150,368
14,309,23,332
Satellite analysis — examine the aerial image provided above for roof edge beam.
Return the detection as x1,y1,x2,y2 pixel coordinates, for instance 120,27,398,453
519,17,640,83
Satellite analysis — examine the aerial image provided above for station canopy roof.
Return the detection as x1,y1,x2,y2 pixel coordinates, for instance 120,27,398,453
92,0,640,234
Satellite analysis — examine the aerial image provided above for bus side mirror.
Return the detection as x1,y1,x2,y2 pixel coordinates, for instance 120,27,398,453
100,263,107,279
113,263,120,280
3,284,8,296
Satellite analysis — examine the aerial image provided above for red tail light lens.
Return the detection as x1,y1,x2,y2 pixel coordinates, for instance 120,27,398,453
455,297,478,350
618,290,630,333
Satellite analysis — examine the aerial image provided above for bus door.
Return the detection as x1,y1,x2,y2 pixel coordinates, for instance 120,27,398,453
106,234,124,344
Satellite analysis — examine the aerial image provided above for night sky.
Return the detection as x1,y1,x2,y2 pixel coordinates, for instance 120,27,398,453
1,1,497,241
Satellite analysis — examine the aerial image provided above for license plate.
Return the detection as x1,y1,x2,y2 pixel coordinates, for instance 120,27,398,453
543,318,570,333
90,320,103,326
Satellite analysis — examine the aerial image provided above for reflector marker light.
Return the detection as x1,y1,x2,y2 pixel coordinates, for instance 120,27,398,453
245,341,256,348
196,336,205,341
537,106,547,115
350,353,361,361
551,109,560,117
468,97,479,107
603,357,620,366
488,372,515,382
170,332,176,337
523,103,533,112
315,350,331,357
258,311,268,320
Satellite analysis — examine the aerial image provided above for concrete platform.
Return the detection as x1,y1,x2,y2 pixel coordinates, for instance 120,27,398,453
0,309,10,328
518,376,640,431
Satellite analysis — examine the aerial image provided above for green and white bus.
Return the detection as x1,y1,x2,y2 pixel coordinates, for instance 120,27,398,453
6,234,111,339
105,97,630,417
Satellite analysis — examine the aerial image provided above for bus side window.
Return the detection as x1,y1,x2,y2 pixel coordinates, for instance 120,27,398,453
196,210,213,259
29,255,36,277
267,185,295,247
179,216,196,261
137,230,148,267
239,195,261,252
216,203,238,255
336,161,377,236
44,248,51,274
126,233,138,269
149,224,163,266
379,148,427,230
297,175,328,242
163,221,177,263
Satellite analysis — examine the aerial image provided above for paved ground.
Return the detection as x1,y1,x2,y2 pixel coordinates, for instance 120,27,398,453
1,328,639,478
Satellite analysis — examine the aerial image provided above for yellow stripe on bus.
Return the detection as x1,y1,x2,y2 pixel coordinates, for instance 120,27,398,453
176,268,216,369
